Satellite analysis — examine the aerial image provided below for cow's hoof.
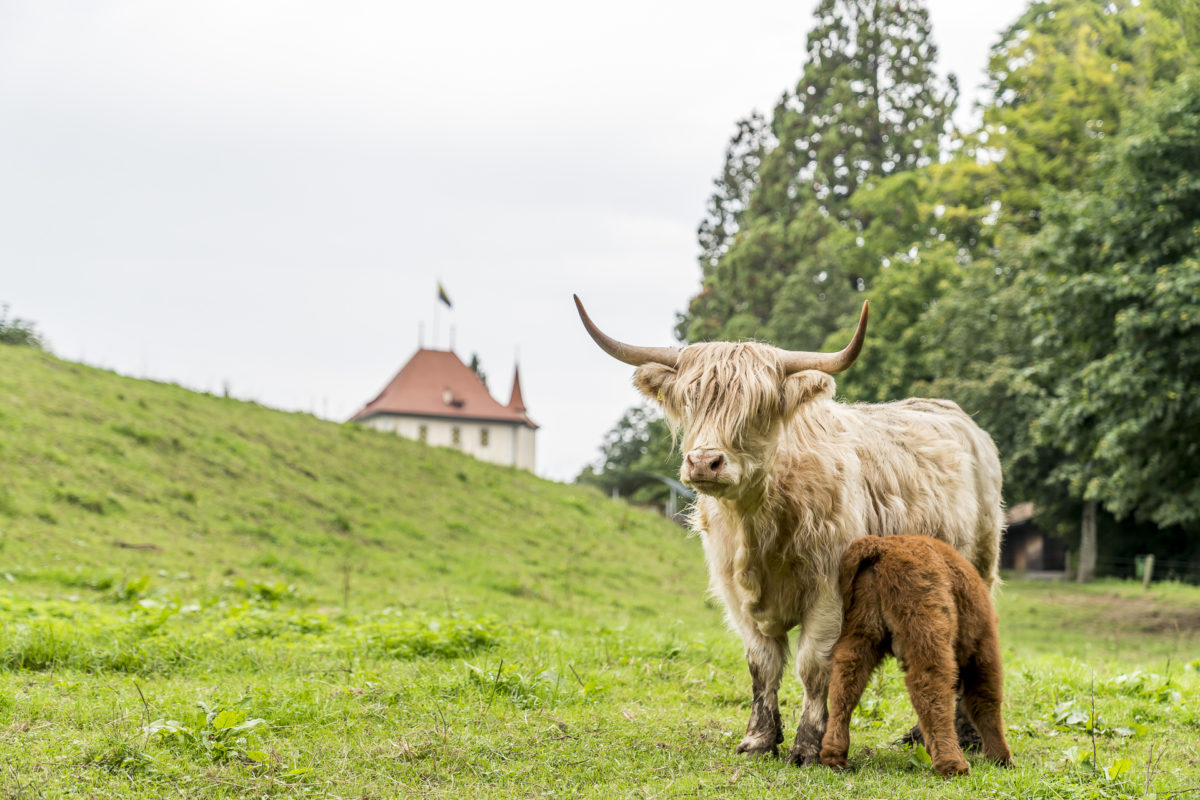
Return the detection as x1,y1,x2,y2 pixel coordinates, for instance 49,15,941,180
735,734,779,757
955,716,983,753
784,744,822,766
819,751,849,771
902,717,983,752
898,723,922,746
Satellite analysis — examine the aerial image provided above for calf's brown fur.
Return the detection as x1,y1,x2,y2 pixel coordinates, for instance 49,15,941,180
819,535,1013,777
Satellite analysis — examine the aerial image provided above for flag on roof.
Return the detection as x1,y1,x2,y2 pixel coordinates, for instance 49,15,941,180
437,281,452,308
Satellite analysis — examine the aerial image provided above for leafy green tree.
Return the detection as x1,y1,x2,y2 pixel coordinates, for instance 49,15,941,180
0,305,45,350
1025,73,1200,533
822,154,1006,403
683,113,776,342
835,0,1200,525
678,0,957,347
696,112,774,281
576,405,680,506
771,0,956,223
823,0,1200,406
468,353,487,389
981,0,1200,232
901,247,1050,506
659,0,1200,578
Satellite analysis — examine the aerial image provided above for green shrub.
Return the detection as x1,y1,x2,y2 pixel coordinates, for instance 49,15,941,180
146,702,269,764
363,614,499,660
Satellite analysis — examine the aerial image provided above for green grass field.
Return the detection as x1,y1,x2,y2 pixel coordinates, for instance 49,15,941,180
2,346,1198,798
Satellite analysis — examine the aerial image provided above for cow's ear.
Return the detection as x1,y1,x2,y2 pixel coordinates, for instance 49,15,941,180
633,364,677,407
781,370,835,416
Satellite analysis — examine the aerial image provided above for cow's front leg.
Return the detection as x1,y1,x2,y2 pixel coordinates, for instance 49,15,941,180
735,632,787,756
786,586,843,766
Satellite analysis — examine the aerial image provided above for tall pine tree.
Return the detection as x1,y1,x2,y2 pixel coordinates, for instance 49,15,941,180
682,112,775,342
679,0,957,348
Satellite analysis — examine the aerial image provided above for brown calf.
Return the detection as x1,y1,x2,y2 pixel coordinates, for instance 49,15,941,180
819,535,1013,777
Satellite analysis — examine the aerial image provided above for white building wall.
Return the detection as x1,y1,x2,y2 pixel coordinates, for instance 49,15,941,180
362,414,535,471
514,425,536,472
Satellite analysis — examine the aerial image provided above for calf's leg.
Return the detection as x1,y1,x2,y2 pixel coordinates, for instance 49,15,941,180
900,630,970,777
960,636,1013,766
819,632,884,770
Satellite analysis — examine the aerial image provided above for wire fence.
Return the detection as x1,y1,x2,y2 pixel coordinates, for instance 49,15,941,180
1093,555,1200,586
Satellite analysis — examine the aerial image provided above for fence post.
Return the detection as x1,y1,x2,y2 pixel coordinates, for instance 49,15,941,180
1142,554,1155,589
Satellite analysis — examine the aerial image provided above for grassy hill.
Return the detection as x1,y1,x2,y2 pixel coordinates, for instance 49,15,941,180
1,345,1199,798
0,346,700,620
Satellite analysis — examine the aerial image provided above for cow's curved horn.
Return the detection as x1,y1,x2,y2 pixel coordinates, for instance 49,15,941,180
778,300,869,375
574,295,681,367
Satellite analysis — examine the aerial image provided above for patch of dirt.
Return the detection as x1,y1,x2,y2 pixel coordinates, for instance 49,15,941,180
1038,590,1200,634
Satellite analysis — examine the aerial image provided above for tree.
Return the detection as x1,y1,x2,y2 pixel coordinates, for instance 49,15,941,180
576,405,680,506
696,112,775,280
771,0,956,223
830,0,1200,555
981,0,1200,232
820,153,1006,403
678,0,958,347
0,305,45,350
682,113,776,343
1025,73,1200,535
468,353,487,389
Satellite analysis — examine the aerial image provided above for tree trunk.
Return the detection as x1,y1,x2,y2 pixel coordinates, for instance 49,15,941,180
1077,501,1097,583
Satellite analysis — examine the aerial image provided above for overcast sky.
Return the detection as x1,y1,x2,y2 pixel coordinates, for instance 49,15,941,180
1,0,1026,481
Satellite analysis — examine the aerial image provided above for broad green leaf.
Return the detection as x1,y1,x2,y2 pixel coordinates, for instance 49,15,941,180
908,744,932,769
212,710,244,730
230,718,266,733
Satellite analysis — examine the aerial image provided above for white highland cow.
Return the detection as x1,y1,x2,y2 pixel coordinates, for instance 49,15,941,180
575,296,1003,765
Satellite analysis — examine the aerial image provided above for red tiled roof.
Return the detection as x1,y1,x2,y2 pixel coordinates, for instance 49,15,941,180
351,349,537,428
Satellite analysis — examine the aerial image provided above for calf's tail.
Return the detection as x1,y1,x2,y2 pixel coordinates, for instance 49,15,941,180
837,535,891,613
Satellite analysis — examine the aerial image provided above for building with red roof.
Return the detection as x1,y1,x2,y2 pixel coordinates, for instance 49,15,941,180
350,348,537,471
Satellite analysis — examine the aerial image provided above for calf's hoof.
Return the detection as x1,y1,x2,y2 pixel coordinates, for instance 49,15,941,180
819,749,849,771
934,758,970,778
